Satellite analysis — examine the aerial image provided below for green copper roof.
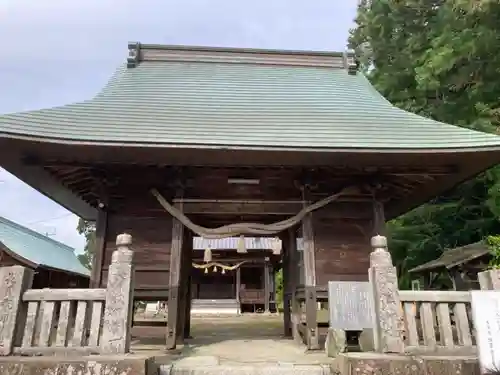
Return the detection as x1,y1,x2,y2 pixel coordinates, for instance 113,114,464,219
0,216,90,277
1,44,500,151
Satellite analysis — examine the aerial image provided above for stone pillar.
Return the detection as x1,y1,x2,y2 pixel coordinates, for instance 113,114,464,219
0,266,34,355
368,235,405,353
478,269,500,290
100,233,134,354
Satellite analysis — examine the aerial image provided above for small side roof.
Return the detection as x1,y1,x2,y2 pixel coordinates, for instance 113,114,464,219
1,43,500,151
409,242,491,274
0,216,90,277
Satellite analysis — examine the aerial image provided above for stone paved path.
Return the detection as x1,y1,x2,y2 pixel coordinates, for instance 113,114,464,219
131,314,333,367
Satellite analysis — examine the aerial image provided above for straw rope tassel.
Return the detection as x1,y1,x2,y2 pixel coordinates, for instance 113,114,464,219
237,235,247,253
203,246,212,263
272,237,282,255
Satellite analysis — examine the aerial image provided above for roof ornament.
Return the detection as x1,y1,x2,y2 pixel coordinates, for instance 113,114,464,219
343,50,358,75
127,42,140,68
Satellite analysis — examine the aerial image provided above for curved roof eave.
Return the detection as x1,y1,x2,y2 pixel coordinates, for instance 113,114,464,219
1,55,500,152
3,131,500,154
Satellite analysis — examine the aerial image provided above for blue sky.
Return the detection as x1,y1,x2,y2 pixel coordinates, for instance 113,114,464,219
0,0,358,253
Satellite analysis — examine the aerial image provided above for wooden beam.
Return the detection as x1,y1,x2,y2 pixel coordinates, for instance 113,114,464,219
281,231,292,337
90,209,108,288
166,201,184,350
288,227,301,344
2,159,97,220
129,199,375,218
301,192,319,350
236,267,241,310
177,229,192,344
372,200,386,236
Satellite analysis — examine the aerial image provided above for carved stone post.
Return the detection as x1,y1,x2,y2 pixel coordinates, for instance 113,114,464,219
0,266,34,355
100,233,134,354
478,269,500,290
368,235,405,353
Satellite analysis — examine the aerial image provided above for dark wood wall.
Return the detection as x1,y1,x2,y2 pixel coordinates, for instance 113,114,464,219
98,208,373,295
101,214,173,299
312,206,372,286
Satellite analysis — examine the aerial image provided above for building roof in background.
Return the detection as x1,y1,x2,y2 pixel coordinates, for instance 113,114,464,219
409,241,491,273
1,43,500,151
0,216,90,277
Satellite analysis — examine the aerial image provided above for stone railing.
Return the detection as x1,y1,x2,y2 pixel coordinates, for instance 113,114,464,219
0,233,134,356
399,290,474,351
368,236,500,354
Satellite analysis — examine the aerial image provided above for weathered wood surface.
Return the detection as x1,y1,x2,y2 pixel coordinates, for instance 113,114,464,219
287,227,301,344
70,301,87,347
400,289,475,351
166,203,184,350
313,214,371,286
55,301,71,347
103,215,172,301
301,202,319,350
21,302,39,348
328,281,374,330
478,269,500,291
399,290,470,302
38,301,56,347
23,288,106,301
90,209,108,288
0,266,34,355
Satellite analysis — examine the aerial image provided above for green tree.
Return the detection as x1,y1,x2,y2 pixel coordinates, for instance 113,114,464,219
349,0,500,288
274,268,284,310
77,218,96,269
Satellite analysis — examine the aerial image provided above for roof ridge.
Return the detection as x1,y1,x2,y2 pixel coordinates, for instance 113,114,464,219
126,42,358,72
0,215,76,253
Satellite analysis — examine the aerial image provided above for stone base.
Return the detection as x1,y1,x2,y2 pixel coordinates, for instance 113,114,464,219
161,363,331,375
333,352,479,375
0,354,155,375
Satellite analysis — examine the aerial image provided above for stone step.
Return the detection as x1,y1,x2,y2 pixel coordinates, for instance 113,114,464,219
159,364,331,375
157,356,331,375
191,299,240,315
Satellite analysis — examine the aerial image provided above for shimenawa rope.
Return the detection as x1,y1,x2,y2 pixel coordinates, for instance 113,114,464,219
150,186,353,239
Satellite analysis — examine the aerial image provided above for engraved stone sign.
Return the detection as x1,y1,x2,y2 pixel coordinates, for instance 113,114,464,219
471,291,500,374
328,281,374,330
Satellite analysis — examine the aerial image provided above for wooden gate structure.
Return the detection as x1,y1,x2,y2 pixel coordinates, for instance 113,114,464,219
2,43,500,350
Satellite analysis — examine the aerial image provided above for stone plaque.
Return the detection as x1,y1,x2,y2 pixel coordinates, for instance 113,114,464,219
328,281,374,330
471,291,500,374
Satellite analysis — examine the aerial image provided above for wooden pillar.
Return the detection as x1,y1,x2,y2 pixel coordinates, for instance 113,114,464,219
282,232,292,337
372,200,386,236
264,258,270,313
302,207,319,350
184,276,192,339
166,205,184,350
288,227,301,344
177,229,192,345
90,209,108,288
236,267,241,313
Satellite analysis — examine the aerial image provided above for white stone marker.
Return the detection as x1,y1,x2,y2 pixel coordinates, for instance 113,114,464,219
471,291,500,374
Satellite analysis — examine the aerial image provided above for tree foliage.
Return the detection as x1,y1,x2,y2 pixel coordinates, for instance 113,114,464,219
77,218,96,269
349,0,500,288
